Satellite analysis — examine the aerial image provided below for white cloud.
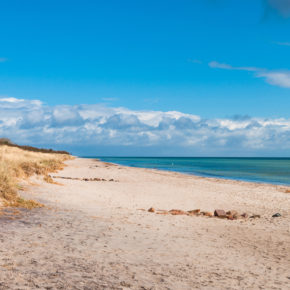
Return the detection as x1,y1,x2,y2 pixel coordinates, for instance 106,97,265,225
256,70,290,88
0,97,290,155
209,61,233,70
209,61,290,88
209,61,258,72
0,97,42,109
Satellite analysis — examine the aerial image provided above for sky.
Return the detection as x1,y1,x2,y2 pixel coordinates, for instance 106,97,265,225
1,0,290,156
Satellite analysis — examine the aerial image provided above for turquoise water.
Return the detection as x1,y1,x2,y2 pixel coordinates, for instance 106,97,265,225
91,157,290,185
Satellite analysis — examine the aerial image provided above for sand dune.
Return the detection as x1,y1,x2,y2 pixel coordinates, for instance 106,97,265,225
0,158,289,289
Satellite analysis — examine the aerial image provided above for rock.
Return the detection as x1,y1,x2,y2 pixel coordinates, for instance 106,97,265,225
187,209,200,215
226,210,239,220
214,209,227,218
109,179,114,181
169,209,188,215
203,211,213,217
156,210,169,215
148,207,155,213
272,213,281,218
233,213,241,219
241,213,248,218
250,214,261,219
227,214,238,220
226,210,238,216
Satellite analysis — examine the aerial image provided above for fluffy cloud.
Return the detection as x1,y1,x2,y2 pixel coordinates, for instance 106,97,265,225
208,61,257,72
0,97,290,156
209,61,290,88
256,70,290,88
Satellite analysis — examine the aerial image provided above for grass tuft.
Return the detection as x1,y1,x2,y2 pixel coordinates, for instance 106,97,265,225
43,174,55,184
0,145,72,208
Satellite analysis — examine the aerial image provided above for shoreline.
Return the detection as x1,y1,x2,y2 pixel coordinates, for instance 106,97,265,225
88,157,290,192
0,157,289,289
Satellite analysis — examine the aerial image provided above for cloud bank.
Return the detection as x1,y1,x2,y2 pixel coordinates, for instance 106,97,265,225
0,97,289,156
209,61,290,88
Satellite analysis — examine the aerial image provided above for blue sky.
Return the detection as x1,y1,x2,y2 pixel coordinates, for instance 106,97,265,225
1,0,290,155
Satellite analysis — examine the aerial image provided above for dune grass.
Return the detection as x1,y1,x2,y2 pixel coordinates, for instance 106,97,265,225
0,145,72,208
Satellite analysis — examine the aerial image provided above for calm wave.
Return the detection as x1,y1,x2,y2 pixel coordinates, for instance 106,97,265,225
86,157,290,186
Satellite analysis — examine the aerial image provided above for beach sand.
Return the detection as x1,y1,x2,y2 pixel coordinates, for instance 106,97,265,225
0,158,289,289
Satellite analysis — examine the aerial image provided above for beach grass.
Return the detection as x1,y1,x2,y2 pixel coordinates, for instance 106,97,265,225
0,145,72,208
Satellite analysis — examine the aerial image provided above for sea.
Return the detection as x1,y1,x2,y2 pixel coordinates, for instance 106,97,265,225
90,157,290,186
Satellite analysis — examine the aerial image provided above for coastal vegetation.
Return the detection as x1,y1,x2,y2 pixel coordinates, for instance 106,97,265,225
0,140,72,208
0,138,70,155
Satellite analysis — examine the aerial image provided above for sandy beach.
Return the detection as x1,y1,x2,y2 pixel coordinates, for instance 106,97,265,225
0,157,289,289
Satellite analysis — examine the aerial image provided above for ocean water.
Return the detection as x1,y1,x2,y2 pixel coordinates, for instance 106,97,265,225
93,157,290,186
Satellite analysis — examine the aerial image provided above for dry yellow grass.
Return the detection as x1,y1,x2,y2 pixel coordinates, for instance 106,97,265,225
0,145,72,208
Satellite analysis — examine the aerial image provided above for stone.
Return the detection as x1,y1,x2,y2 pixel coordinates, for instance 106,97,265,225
226,210,238,216
227,214,238,220
156,210,169,215
109,179,114,181
226,210,239,220
169,209,188,215
241,213,248,218
187,209,200,215
233,213,241,219
214,209,227,218
250,214,261,219
148,207,155,213
203,211,213,217
272,213,281,218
